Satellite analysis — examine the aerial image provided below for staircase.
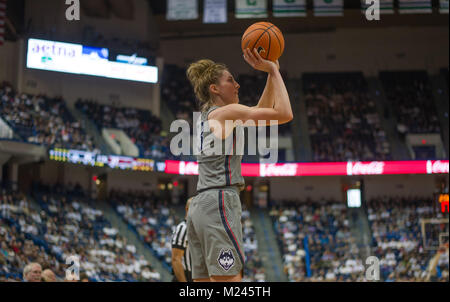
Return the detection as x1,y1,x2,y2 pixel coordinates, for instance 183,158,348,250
347,207,373,264
66,105,116,155
96,200,173,281
367,77,411,160
250,208,288,282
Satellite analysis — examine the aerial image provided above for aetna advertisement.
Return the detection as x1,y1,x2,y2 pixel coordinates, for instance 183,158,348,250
165,160,449,177
26,38,158,83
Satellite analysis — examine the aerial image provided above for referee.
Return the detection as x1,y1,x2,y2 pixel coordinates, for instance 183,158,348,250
171,197,193,282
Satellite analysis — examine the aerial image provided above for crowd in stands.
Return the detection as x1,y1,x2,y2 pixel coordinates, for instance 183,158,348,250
380,71,441,136
241,205,266,282
269,200,365,282
0,82,98,152
303,73,391,162
1,178,448,282
0,188,63,281
236,73,292,137
0,183,162,282
112,189,266,282
111,190,177,270
269,196,449,282
367,196,449,282
75,99,170,159
161,65,292,136
161,64,197,127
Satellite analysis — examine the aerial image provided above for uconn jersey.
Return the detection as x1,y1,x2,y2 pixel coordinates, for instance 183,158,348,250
195,105,245,192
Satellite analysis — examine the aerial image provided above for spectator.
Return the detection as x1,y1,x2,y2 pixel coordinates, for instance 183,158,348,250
380,71,441,135
270,199,363,282
0,82,98,152
75,99,168,159
367,196,449,282
42,269,57,282
303,73,391,162
23,262,42,282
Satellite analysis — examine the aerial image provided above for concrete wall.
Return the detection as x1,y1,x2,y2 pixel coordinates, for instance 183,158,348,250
0,42,20,87
160,26,449,77
24,0,151,43
265,174,445,201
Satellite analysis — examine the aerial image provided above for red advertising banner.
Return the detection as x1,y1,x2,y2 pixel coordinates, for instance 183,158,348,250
164,160,449,177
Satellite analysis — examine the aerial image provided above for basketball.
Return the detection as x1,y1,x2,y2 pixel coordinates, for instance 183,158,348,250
241,22,285,62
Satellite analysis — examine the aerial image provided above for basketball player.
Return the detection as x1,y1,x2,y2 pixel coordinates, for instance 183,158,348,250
171,197,193,282
186,48,293,282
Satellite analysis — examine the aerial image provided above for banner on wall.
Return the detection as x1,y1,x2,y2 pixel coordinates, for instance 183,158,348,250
273,0,307,17
167,0,198,20
398,0,432,14
165,160,450,177
46,150,450,177
26,39,158,84
0,0,6,46
313,0,343,16
235,0,268,18
203,0,227,23
360,0,394,14
440,0,449,13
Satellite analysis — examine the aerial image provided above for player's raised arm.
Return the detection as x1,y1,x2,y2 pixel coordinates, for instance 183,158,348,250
210,48,293,127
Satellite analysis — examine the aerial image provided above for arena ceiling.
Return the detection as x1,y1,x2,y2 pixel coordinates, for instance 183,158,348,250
4,0,449,42
147,0,448,39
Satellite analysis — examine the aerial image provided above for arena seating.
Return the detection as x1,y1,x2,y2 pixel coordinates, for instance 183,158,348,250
111,189,266,282
161,64,197,127
110,190,177,272
0,188,62,281
379,71,441,135
0,82,99,152
241,205,266,282
269,196,448,282
303,73,392,162
270,199,365,281
161,64,292,136
32,183,162,282
236,73,292,137
1,183,162,282
367,196,449,282
75,99,170,159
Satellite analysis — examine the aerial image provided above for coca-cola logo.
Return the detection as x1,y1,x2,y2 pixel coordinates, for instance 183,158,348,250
347,161,385,175
427,160,449,174
260,164,298,177
180,161,198,175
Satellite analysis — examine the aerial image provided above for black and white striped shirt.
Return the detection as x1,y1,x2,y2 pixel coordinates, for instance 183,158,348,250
171,220,191,274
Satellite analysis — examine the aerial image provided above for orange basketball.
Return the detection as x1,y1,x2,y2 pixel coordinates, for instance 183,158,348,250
241,22,285,62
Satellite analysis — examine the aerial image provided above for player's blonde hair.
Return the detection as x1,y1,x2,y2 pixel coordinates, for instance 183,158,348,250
186,59,228,112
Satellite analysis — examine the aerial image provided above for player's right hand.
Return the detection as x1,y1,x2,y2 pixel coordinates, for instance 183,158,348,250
243,48,279,74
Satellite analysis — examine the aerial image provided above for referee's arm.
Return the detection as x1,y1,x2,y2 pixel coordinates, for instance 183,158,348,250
171,247,187,282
